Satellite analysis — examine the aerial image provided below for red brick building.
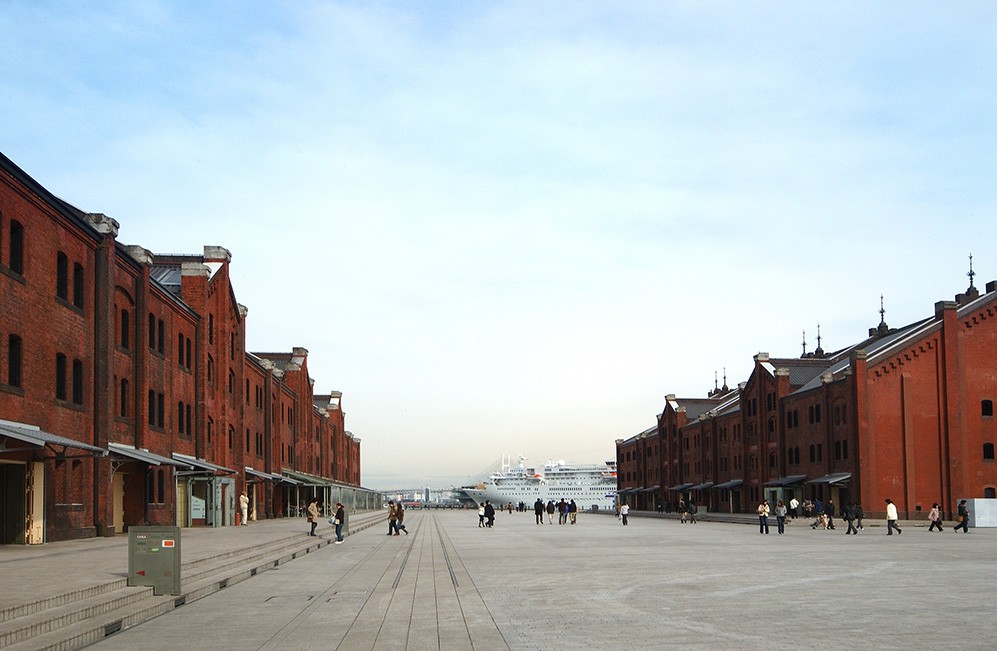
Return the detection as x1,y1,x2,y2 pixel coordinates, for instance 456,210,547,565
1,152,370,544
618,278,997,520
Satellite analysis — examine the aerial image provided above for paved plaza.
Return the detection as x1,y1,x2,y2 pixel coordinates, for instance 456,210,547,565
77,510,995,651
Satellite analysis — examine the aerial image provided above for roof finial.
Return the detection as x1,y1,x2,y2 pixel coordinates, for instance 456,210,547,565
815,323,824,358
968,253,976,290
714,370,719,392
722,367,728,392
877,295,890,336
801,329,807,357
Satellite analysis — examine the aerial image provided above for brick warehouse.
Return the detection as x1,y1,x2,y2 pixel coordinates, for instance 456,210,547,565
617,274,997,521
0,151,370,545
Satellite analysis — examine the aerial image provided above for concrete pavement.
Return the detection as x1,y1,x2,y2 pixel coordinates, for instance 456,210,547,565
84,510,997,650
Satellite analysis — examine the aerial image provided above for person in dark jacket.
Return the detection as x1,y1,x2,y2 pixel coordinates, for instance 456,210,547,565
954,500,970,533
534,498,545,525
484,500,495,527
843,502,858,535
546,500,555,524
333,503,346,544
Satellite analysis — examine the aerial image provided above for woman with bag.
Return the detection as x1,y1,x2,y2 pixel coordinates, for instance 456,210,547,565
306,498,319,536
332,502,346,544
928,503,943,532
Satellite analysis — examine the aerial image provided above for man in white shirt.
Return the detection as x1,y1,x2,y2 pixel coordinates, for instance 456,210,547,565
885,498,902,535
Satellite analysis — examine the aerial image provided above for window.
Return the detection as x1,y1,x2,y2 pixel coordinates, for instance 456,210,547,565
208,314,214,344
809,445,816,463
185,338,191,368
207,418,213,444
229,370,235,395
228,425,234,451
72,359,83,404
985,487,996,499
57,252,69,299
207,355,213,383
72,263,84,308
157,319,165,354
186,404,192,437
985,443,995,461
120,309,130,349
119,379,129,417
55,353,67,400
7,334,22,387
148,390,156,425
9,220,24,275
178,334,185,366
246,428,251,453
984,400,994,417
148,314,156,348
230,332,236,360
157,393,164,428
816,444,823,462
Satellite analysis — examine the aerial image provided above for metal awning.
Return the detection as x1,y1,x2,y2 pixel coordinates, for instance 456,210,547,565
109,443,192,467
646,485,660,491
245,466,282,481
669,483,694,491
617,488,636,494
713,479,744,490
764,474,808,487
282,468,333,486
0,421,107,455
807,473,852,485
172,453,236,474
688,482,715,491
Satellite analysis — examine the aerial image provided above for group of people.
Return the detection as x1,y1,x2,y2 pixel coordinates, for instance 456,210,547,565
752,497,972,536
387,500,409,536
532,498,579,525
304,498,347,543
478,500,496,527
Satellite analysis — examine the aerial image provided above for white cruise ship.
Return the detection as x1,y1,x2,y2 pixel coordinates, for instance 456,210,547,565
462,456,618,511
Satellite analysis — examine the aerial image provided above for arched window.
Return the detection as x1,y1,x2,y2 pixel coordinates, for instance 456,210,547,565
72,263,84,308
148,390,156,426
55,353,67,400
9,220,24,275
71,359,83,404
148,314,156,349
157,319,165,354
56,252,69,299
120,309,130,349
120,379,129,417
177,402,185,434
986,487,996,499
7,334,22,387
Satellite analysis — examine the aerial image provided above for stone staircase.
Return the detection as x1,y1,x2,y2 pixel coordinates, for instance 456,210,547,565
0,511,385,651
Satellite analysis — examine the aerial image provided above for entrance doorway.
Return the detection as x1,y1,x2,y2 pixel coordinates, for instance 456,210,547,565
0,463,26,544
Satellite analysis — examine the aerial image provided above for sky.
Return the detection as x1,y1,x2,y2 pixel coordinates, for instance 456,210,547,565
2,2,995,489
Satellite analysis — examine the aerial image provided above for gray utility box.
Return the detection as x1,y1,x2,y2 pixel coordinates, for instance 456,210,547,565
128,526,181,596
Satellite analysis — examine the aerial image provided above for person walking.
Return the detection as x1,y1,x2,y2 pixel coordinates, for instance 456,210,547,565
679,499,687,524
953,499,970,533
395,501,408,535
569,499,578,524
239,491,250,526
546,499,555,524
855,503,865,530
789,497,800,520
307,498,319,536
928,503,944,532
885,498,902,535
844,502,858,535
333,502,345,544
775,500,787,534
620,502,629,525
534,498,545,525
688,501,698,524
478,503,485,528
484,500,495,527
757,499,770,534
387,500,399,535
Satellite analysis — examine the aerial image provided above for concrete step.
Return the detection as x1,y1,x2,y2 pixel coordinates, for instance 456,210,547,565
0,511,386,651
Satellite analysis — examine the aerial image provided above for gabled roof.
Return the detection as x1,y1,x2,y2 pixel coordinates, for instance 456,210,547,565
758,357,835,388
